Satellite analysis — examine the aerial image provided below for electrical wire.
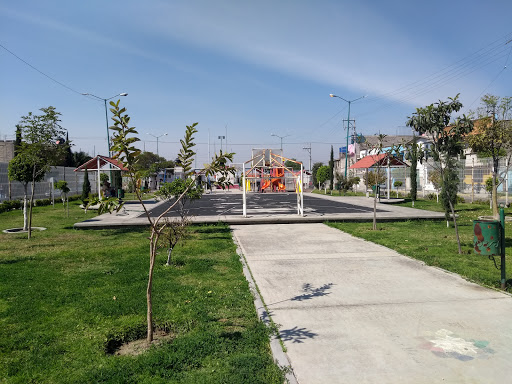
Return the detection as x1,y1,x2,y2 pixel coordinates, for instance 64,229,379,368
0,42,85,96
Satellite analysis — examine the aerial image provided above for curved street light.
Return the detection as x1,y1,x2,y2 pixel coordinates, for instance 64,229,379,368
329,93,367,178
146,133,168,156
81,92,128,156
271,133,291,152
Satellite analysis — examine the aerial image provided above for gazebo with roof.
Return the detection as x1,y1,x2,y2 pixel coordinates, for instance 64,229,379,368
349,153,409,199
74,155,129,197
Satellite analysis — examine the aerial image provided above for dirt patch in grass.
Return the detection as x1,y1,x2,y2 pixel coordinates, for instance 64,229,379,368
114,329,174,356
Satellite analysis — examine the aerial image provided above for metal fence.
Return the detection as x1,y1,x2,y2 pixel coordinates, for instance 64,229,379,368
352,157,511,202
0,163,89,202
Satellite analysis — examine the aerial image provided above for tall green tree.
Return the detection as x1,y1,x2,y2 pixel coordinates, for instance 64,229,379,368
284,159,302,171
9,106,66,238
8,155,45,231
405,136,424,206
312,162,323,187
14,124,22,156
81,168,91,201
72,151,92,167
316,165,330,188
466,94,512,218
61,132,74,167
329,145,334,190
407,94,473,254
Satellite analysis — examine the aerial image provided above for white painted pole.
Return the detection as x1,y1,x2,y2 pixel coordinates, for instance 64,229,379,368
387,161,391,200
242,163,247,217
97,156,101,197
506,158,509,207
300,164,304,216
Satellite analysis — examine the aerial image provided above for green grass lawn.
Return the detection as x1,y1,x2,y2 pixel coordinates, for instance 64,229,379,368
327,199,512,291
0,202,283,383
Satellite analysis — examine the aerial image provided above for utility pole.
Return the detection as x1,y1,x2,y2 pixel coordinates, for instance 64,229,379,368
330,94,367,178
303,143,312,171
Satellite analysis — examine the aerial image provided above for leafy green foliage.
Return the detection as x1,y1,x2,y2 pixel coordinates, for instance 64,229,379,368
156,178,203,219
428,169,441,191
407,94,474,253
316,165,330,187
81,168,91,202
72,151,92,167
467,94,512,217
284,159,302,171
8,154,44,185
9,106,66,237
440,159,459,221
98,101,237,344
54,180,70,204
108,100,141,173
135,151,173,178
179,123,198,177
485,177,493,193
366,170,386,186
311,162,323,186
405,136,424,202
100,173,109,186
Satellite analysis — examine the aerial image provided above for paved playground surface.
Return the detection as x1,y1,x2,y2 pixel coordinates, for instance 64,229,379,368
233,223,512,384
74,190,445,228
145,192,387,218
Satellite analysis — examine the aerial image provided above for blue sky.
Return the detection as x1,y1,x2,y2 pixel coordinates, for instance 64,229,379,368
1,0,512,167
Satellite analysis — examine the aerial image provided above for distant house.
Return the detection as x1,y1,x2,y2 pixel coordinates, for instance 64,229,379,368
335,134,438,192
0,140,15,163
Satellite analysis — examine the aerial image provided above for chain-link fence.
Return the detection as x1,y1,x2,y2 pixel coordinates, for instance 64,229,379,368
351,157,511,202
0,163,90,202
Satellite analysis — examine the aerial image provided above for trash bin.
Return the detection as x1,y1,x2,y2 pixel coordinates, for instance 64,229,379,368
473,219,501,256
118,189,125,198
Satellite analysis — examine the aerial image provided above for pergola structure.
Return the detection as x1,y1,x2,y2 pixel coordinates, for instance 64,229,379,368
74,155,129,197
349,153,409,199
242,149,304,217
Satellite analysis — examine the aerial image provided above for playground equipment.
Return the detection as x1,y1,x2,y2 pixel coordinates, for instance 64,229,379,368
242,149,304,217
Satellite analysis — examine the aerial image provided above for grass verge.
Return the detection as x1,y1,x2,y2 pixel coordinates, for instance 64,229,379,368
326,199,512,291
0,201,283,383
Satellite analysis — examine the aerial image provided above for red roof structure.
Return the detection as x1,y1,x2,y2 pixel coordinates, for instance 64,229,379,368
74,155,129,172
349,154,408,169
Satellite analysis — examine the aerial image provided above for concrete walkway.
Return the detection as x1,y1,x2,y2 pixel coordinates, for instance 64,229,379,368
232,223,512,384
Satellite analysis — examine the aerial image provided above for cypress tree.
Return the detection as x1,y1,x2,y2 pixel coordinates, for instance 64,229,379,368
82,168,91,201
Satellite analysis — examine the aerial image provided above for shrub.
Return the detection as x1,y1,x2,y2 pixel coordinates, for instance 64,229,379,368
0,200,22,213
426,193,437,201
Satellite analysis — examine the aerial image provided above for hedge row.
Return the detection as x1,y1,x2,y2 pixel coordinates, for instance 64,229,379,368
0,194,86,214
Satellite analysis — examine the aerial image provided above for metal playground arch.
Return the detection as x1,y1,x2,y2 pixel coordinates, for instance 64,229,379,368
242,149,304,217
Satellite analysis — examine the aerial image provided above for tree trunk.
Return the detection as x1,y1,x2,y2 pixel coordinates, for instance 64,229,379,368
28,178,36,240
166,247,173,266
23,183,28,231
373,191,377,230
492,169,499,218
146,232,157,343
448,199,462,254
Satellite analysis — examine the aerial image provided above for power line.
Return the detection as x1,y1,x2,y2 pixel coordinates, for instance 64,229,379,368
0,42,84,95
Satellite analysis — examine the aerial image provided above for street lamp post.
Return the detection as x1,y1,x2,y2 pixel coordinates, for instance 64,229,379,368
147,133,168,156
81,92,128,157
271,133,291,152
329,94,366,178
218,136,225,152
